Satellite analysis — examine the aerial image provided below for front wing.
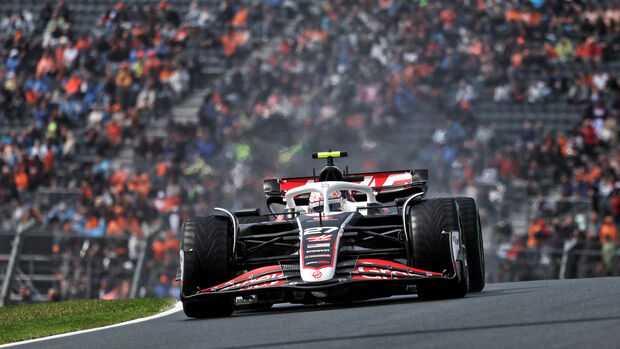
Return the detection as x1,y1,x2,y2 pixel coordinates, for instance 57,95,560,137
182,259,461,302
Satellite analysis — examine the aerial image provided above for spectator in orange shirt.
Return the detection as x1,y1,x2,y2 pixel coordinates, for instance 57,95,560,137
75,37,90,51
115,62,133,107
106,214,128,236
137,172,151,196
106,119,122,148
35,52,56,78
527,217,548,248
65,73,82,95
521,10,541,26
127,173,140,193
109,169,129,194
156,159,167,177
222,26,240,57
544,42,558,61
584,37,603,62
143,50,161,78
25,89,40,105
600,216,618,245
126,213,143,238
164,230,179,252
43,150,54,173
152,236,166,261
439,6,456,30
54,37,68,77
158,61,174,83
580,118,599,155
231,5,248,27
505,4,521,22
84,215,100,230
511,50,525,68
14,170,28,193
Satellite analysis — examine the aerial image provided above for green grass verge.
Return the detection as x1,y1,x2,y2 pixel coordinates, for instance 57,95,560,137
0,298,177,345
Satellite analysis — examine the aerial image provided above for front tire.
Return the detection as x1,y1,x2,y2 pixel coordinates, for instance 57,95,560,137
408,198,468,299
455,197,485,292
181,215,234,318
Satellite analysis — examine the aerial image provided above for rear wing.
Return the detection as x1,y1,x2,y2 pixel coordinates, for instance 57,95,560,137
263,169,428,203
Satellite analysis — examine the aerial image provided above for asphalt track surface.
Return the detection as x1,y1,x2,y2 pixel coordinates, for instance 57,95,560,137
12,277,620,349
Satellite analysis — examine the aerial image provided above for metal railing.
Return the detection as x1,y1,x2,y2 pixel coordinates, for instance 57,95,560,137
0,220,36,306
0,220,176,306
486,241,620,283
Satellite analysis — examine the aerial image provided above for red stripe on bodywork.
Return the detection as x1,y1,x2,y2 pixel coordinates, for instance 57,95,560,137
242,279,286,290
201,265,282,292
279,171,412,192
352,275,399,280
357,259,443,276
280,178,316,192
391,179,411,185
221,272,285,291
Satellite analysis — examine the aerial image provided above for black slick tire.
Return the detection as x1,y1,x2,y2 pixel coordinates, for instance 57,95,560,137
181,215,234,318
455,197,485,292
409,198,468,299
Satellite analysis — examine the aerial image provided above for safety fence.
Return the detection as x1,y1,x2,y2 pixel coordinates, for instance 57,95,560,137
486,242,620,283
0,222,177,306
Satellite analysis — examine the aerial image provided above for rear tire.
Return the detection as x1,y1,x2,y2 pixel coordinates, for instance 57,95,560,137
181,215,234,318
455,197,485,292
408,198,468,299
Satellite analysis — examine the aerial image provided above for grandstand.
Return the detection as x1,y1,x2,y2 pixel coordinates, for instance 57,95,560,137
1,0,620,305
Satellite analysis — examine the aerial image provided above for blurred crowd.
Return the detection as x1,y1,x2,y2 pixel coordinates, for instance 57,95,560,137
1,0,620,303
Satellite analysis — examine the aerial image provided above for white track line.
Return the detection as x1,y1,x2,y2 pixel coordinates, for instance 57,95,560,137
0,301,183,348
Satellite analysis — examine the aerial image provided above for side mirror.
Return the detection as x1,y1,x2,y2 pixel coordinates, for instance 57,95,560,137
268,202,286,214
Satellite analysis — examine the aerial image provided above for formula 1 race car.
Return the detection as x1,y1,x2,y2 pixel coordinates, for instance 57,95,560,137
178,151,485,317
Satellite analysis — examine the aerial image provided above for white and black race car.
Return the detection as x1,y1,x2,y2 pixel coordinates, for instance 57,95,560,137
178,151,485,317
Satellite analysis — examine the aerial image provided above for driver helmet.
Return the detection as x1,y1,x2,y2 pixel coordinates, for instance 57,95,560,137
309,191,344,212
